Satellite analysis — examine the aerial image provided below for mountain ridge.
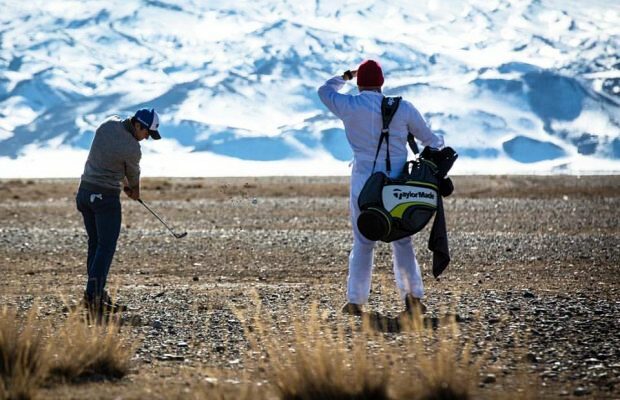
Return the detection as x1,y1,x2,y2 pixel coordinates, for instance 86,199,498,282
0,0,618,176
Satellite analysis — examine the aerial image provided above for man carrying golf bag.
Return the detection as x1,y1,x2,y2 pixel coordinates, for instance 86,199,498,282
76,108,162,315
318,60,446,317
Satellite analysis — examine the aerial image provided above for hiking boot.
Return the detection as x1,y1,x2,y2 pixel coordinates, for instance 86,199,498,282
100,292,128,313
83,291,128,314
341,302,365,316
401,294,427,318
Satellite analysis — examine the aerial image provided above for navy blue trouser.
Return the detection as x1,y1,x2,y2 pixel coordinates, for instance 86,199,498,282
76,188,121,299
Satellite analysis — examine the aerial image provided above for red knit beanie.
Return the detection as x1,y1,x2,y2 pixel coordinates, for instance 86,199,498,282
357,59,384,87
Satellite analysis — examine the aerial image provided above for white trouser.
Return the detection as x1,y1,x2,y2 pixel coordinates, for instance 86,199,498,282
346,159,424,304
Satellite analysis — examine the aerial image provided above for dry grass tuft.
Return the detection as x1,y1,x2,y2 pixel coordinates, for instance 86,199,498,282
237,301,389,400
271,320,390,400
403,322,472,400
47,310,134,382
234,297,483,400
0,307,47,400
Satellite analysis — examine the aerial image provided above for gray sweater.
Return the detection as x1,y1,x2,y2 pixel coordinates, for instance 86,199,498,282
80,116,141,193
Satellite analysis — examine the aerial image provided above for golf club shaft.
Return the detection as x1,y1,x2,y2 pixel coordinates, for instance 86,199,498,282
138,199,182,237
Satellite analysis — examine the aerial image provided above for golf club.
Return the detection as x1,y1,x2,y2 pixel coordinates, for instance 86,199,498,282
137,199,187,239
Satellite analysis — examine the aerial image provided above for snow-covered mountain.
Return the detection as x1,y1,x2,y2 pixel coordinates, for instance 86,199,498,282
1,0,619,177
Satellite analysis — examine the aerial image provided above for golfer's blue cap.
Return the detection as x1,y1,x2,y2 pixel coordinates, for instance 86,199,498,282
134,108,161,140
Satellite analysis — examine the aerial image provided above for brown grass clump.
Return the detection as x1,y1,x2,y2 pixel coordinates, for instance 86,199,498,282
47,311,134,382
271,310,390,400
235,297,481,400
0,307,47,400
237,301,388,400
397,318,473,400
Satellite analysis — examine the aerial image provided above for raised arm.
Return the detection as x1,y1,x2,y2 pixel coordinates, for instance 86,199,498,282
317,71,356,119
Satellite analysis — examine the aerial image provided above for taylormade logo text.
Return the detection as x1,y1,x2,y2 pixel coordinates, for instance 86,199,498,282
392,188,435,200
382,185,437,212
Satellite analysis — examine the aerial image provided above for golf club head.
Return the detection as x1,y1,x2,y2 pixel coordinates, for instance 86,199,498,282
174,232,188,239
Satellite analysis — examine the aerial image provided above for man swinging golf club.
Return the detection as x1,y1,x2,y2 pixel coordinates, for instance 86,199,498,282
76,108,162,314
318,60,446,317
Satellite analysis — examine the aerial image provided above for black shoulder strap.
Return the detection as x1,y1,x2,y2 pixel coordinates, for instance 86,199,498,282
372,96,401,174
381,96,401,131
406,132,420,155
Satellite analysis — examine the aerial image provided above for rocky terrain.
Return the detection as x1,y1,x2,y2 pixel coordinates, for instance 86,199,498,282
0,176,618,399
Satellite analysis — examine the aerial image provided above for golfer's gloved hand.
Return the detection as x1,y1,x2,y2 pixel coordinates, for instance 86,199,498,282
124,186,140,201
342,69,358,81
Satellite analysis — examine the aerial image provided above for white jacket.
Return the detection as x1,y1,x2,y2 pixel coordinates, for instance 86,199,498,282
317,76,444,170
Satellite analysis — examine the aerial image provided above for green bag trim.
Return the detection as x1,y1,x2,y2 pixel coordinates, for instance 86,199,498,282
390,202,437,218
421,159,438,169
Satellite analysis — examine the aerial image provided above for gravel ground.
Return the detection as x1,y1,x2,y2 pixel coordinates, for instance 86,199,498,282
0,176,618,399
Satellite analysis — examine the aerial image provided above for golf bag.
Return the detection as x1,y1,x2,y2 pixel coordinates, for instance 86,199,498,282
357,96,458,244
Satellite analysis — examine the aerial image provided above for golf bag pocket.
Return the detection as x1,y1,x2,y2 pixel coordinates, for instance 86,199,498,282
357,172,391,240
